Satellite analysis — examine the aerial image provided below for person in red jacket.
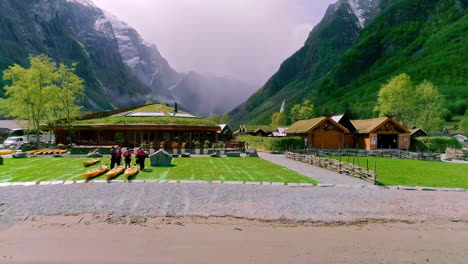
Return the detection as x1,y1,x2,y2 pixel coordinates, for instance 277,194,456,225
123,148,132,169
136,148,146,171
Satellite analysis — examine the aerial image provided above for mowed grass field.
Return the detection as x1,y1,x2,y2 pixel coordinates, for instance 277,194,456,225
0,157,318,184
331,156,468,188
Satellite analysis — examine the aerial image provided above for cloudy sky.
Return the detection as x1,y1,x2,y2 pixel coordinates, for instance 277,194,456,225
93,0,336,86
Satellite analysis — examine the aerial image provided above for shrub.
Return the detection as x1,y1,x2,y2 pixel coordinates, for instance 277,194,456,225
203,140,211,149
414,137,462,152
237,135,304,152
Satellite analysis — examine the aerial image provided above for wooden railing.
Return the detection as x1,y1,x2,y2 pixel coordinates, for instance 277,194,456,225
292,149,441,161
286,152,377,184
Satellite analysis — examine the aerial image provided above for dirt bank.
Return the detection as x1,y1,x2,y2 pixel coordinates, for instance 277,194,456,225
1,214,467,264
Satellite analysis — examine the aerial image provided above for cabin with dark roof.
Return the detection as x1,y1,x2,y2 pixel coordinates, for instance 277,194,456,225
218,124,233,141
235,125,277,137
350,117,410,150
44,103,221,148
410,128,430,139
286,117,350,149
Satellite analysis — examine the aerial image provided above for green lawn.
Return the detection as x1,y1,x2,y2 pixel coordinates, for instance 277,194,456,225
330,156,468,188
0,157,317,184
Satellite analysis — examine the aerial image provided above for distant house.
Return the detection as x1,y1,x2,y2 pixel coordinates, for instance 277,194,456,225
332,113,356,133
235,125,275,137
218,124,233,141
286,116,350,149
453,134,468,142
410,128,430,139
350,117,411,150
272,127,288,137
234,125,289,138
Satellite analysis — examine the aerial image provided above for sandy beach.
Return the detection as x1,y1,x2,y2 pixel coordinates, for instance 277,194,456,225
1,214,467,264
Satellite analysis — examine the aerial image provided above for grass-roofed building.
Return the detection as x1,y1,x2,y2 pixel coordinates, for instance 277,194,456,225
286,117,351,149
46,103,220,148
350,117,410,150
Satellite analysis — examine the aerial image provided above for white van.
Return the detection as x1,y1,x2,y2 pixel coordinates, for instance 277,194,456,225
3,129,54,149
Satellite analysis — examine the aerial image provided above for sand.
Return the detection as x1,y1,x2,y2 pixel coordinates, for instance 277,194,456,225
1,214,467,264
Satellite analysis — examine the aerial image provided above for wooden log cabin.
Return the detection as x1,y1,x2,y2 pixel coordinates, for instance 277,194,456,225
286,116,351,149
44,103,221,148
350,117,411,150
287,114,411,150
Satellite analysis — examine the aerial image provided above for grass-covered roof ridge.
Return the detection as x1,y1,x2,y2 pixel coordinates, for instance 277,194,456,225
286,117,326,134
73,103,218,126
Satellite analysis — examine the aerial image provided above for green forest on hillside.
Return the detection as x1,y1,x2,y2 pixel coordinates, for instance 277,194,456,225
230,0,467,128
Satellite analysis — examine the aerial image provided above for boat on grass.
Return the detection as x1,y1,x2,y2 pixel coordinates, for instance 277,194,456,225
83,158,100,166
105,166,124,180
83,165,109,179
124,166,139,179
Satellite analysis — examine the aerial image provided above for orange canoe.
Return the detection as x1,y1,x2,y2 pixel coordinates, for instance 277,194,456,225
124,166,139,179
83,158,100,166
105,166,124,180
83,166,109,179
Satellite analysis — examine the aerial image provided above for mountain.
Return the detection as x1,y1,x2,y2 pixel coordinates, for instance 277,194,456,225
0,0,252,116
171,72,256,117
230,0,467,126
0,0,154,110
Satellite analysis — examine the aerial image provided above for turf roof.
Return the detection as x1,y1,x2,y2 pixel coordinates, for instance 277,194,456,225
351,117,409,134
73,104,218,126
286,117,326,134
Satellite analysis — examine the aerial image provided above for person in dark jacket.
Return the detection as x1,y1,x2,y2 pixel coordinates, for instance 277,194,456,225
136,148,146,171
110,146,117,169
123,148,132,169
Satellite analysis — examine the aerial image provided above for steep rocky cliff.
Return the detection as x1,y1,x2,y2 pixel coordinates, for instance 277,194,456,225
0,0,252,116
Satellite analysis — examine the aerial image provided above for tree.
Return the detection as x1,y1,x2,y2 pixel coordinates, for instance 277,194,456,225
3,55,57,147
208,114,219,123
413,81,444,133
291,99,315,121
374,74,444,133
461,110,468,135
3,55,84,146
271,112,279,125
274,112,288,126
219,113,229,124
374,74,416,125
47,63,84,143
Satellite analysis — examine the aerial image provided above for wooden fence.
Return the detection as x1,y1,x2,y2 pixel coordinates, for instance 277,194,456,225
286,152,377,184
292,149,441,161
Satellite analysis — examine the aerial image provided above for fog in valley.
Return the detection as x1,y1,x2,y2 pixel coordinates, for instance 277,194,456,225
93,0,336,89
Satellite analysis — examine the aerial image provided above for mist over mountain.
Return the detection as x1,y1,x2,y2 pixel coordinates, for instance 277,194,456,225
230,0,467,126
0,0,254,116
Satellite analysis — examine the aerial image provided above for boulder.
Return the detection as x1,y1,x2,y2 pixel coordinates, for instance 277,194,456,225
181,153,191,158
150,150,173,167
210,151,221,158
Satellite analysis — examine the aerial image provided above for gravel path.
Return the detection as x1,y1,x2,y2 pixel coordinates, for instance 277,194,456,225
259,153,370,185
1,183,467,227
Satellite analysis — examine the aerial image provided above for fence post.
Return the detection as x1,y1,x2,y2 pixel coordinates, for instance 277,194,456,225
366,159,369,171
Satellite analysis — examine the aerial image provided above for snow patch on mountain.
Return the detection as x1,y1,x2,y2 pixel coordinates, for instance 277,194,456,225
66,0,96,8
348,0,366,27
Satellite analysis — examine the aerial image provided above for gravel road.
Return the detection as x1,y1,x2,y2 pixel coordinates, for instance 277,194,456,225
1,182,467,227
259,153,371,185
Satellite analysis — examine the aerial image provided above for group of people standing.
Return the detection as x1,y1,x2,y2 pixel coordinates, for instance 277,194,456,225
110,146,147,171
